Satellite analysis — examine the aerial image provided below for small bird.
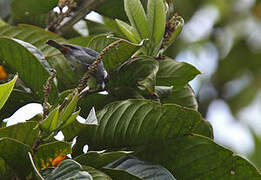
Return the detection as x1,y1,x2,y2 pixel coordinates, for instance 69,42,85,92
46,40,108,89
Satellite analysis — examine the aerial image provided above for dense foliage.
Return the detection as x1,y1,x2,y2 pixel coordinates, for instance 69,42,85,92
0,0,260,179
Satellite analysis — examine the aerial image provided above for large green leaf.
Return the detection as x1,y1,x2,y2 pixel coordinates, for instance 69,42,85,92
45,159,92,180
10,0,58,26
58,92,79,129
76,152,141,179
68,36,94,47
40,106,60,132
34,141,72,170
0,24,78,90
108,56,158,96
94,0,148,22
72,99,205,152
85,17,125,38
84,166,112,180
0,157,6,177
102,168,142,180
136,135,261,180
62,105,103,141
87,34,143,72
78,93,115,118
147,0,166,50
192,120,213,139
75,151,131,169
11,0,58,16
159,85,198,110
0,37,59,103
105,155,176,179
124,0,150,40
0,75,17,110
0,121,39,146
115,19,140,43
156,58,201,90
28,152,45,180
0,137,32,177
0,19,6,27
95,0,127,21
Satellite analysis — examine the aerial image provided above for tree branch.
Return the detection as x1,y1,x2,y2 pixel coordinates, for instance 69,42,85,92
56,0,107,34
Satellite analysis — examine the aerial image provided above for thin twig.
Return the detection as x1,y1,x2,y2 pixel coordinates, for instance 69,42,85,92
77,39,124,93
47,0,76,31
55,0,107,34
43,69,56,119
32,136,41,153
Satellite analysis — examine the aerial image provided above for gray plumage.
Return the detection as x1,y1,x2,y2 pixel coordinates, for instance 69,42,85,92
46,40,108,88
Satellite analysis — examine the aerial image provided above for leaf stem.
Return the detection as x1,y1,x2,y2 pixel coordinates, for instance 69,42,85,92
55,0,108,35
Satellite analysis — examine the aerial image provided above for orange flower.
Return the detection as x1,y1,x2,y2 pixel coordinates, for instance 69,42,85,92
0,65,7,80
52,155,67,167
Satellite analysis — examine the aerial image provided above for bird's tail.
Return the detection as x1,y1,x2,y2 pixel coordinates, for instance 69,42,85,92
46,40,65,52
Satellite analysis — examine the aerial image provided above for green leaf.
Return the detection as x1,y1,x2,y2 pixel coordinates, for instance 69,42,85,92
136,135,261,180
0,137,32,176
105,155,176,180
87,34,143,72
0,122,39,146
156,58,201,90
75,151,131,169
45,159,92,180
0,37,59,103
58,92,78,128
62,106,103,141
0,24,78,90
0,157,6,177
84,166,112,180
192,120,213,139
0,75,17,110
124,0,150,39
159,85,198,110
85,17,125,38
147,0,166,48
11,0,58,15
108,56,158,96
78,93,115,119
34,141,72,170
95,0,127,21
72,99,205,152
40,106,60,132
103,168,142,180
137,57,159,95
60,108,80,129
68,36,94,47
0,19,6,27
28,152,44,180
116,19,140,43
10,0,58,26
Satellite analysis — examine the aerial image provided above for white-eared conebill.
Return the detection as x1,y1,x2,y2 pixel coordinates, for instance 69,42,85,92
46,40,108,88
